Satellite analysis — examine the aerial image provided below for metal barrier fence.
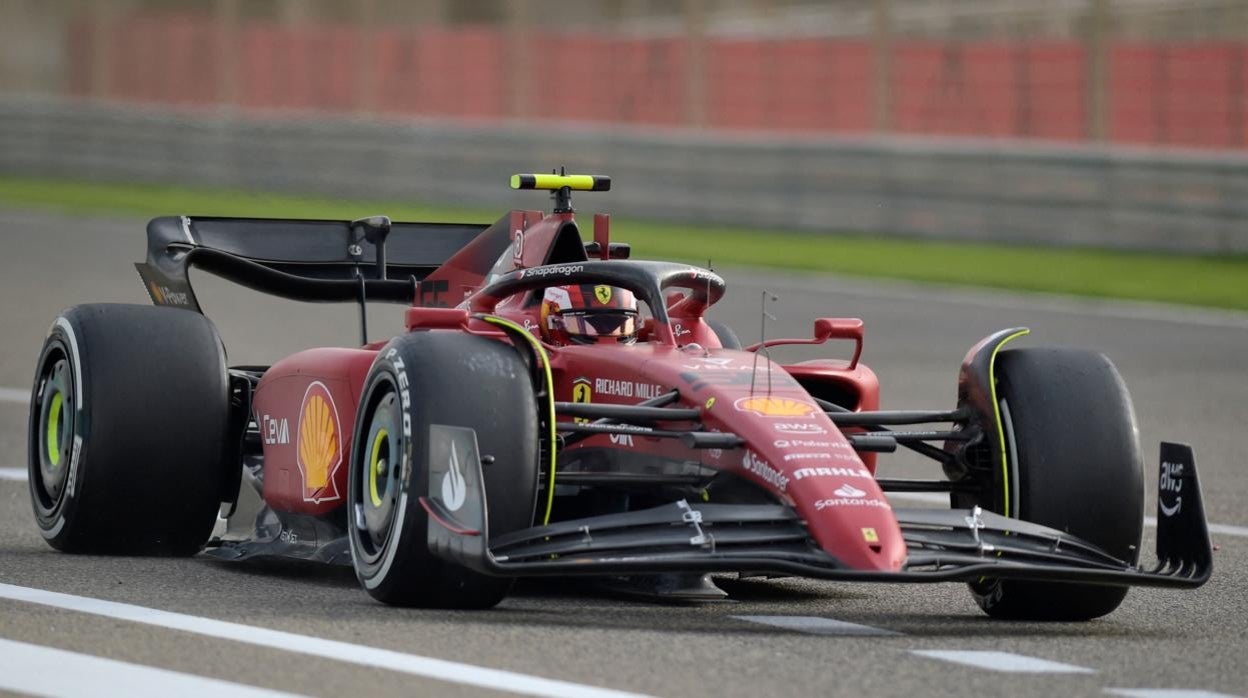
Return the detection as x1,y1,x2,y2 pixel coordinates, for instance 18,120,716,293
2,96,1245,253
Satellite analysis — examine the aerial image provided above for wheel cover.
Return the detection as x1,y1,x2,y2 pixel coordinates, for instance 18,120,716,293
34,355,73,507
353,387,405,563
368,427,390,508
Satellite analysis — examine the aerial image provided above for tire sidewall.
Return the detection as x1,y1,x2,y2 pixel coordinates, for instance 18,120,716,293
28,326,86,546
348,346,424,595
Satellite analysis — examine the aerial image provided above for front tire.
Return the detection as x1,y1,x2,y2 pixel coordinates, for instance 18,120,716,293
969,347,1144,620
28,304,229,555
347,331,539,608
706,319,742,350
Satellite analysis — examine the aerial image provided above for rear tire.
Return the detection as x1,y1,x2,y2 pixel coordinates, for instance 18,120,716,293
28,304,229,555
969,347,1144,620
347,331,539,608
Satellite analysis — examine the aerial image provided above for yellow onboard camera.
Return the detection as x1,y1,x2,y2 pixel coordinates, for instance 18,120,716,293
510,173,611,192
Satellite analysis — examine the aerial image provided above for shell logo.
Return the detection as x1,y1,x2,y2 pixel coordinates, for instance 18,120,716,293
297,381,343,503
733,396,816,419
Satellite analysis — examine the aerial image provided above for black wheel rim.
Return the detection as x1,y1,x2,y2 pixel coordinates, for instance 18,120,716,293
352,377,407,565
32,348,75,513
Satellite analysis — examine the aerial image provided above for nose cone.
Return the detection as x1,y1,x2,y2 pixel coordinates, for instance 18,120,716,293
782,458,906,571
634,347,907,570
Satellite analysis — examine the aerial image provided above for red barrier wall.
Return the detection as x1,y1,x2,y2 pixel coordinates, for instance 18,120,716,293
67,16,1248,149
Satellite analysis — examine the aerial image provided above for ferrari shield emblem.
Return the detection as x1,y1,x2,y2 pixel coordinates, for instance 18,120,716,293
594,285,612,305
572,377,592,424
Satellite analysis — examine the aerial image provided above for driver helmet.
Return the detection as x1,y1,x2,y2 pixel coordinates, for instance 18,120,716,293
540,284,639,345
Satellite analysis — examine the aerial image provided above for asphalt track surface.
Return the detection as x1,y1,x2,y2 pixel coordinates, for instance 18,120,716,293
0,209,1245,698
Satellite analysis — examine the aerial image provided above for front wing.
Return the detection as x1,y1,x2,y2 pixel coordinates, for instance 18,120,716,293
423,426,1211,589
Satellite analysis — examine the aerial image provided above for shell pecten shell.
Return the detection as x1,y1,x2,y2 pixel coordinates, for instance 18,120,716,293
299,393,337,489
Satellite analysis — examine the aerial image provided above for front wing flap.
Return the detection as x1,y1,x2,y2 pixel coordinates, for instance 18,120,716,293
422,429,1211,589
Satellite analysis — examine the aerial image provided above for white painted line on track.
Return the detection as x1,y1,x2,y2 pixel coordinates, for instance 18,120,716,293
732,615,900,636
1106,689,1244,698
911,650,1095,674
0,637,308,698
0,467,25,481
0,387,27,404
0,583,652,698
887,493,1248,539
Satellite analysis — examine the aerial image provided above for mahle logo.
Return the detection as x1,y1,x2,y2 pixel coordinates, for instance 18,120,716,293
297,381,343,503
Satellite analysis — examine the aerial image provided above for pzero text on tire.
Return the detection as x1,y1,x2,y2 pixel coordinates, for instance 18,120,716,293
347,330,539,608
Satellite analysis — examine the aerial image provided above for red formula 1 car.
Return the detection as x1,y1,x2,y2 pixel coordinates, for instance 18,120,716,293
28,173,1210,619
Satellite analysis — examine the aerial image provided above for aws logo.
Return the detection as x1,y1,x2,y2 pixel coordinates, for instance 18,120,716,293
297,381,343,503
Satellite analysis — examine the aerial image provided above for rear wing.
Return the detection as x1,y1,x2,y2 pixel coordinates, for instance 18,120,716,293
135,215,497,313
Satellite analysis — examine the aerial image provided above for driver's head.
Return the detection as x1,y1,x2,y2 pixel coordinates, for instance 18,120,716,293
540,284,639,346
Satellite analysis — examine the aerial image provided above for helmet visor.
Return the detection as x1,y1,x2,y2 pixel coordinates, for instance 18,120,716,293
561,310,637,338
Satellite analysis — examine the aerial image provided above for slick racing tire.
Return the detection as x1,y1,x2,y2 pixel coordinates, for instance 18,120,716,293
28,304,230,555
348,331,539,608
969,347,1144,621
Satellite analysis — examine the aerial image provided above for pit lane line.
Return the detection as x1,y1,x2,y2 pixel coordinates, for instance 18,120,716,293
1106,690,1243,698
730,618,1239,696
3,468,1247,539
910,649,1094,674
0,637,308,698
0,583,653,698
0,387,26,404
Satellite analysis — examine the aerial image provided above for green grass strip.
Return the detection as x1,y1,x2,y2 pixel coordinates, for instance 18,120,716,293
2,176,1245,311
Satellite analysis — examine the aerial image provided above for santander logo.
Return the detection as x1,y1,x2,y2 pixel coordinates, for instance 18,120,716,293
833,483,866,498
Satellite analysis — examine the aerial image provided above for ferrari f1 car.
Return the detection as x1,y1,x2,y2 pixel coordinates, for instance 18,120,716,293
28,173,1211,620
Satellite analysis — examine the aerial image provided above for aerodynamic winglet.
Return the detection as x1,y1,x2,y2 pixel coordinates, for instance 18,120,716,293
422,425,491,569
1153,442,1213,581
